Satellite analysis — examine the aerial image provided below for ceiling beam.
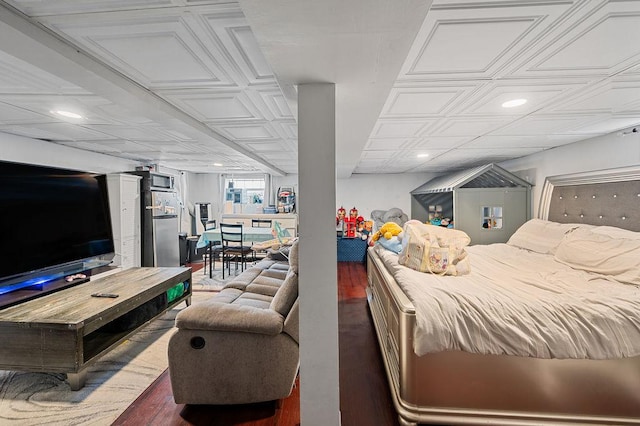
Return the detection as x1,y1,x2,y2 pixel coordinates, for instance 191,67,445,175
0,1,286,176
239,0,432,178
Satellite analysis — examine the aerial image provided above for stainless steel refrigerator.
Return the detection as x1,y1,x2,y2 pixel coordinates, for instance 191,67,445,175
128,171,180,267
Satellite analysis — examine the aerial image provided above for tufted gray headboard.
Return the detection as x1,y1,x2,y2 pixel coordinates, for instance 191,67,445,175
539,166,640,232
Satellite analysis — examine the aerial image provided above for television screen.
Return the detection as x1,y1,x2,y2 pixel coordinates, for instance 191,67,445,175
0,161,115,289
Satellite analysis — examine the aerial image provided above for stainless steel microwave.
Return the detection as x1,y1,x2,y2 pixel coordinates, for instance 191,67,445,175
126,170,175,192
149,172,174,191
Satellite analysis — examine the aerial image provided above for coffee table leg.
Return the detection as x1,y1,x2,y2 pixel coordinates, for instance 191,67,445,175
67,369,87,390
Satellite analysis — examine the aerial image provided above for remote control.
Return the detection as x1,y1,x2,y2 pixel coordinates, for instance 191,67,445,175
91,293,119,298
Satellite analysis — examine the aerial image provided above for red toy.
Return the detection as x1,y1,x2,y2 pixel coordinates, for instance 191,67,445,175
343,216,357,238
336,206,346,227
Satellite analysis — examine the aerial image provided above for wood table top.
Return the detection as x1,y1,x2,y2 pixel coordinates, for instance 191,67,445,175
0,267,191,329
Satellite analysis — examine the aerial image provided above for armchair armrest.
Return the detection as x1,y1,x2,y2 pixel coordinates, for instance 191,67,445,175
175,301,284,335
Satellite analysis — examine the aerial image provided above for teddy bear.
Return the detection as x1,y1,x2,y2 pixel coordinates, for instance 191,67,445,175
371,221,404,253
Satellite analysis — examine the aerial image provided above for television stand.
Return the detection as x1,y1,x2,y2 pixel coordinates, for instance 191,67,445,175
0,267,191,390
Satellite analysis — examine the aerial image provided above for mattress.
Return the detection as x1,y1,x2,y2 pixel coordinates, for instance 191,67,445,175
374,243,640,360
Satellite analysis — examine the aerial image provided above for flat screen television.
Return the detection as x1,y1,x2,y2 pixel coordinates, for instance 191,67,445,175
0,160,115,302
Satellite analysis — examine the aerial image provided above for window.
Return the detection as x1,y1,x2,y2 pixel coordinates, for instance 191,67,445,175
482,206,503,229
223,175,267,214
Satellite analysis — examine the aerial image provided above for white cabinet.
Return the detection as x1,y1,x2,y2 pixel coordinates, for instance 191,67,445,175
107,173,141,268
221,213,298,237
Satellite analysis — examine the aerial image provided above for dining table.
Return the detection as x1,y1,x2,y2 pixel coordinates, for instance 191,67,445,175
197,226,289,278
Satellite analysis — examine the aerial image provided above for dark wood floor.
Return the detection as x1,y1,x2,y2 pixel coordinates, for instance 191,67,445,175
112,261,398,426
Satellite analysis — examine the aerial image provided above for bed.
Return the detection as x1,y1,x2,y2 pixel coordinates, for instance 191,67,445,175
366,166,640,426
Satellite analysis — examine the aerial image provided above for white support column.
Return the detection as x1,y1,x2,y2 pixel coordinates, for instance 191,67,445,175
298,83,340,425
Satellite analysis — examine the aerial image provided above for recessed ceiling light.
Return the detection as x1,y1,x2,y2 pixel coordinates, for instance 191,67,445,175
417,153,429,158
50,110,83,119
501,99,527,108
213,163,223,167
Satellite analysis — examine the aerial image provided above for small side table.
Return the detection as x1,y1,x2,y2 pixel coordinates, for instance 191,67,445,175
337,237,368,263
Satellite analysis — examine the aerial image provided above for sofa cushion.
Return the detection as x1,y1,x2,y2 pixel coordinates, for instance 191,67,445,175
270,270,298,317
252,274,285,288
260,268,288,280
283,299,299,343
252,259,285,270
212,288,243,304
175,301,283,335
270,263,290,272
236,292,273,309
288,239,299,274
245,283,279,297
224,268,263,291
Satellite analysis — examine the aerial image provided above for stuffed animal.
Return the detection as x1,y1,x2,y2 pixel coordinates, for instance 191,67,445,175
361,220,374,240
371,221,404,253
372,221,403,242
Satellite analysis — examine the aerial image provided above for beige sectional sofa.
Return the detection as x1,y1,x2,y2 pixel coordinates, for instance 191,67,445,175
168,241,299,405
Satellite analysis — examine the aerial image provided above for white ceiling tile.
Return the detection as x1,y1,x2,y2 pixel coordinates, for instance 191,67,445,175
429,117,510,137
3,0,640,176
6,0,174,16
464,134,590,149
566,116,640,135
371,120,432,138
0,123,112,141
88,125,169,141
38,7,236,89
99,34,219,84
256,88,294,119
364,138,412,150
410,136,470,149
551,81,640,114
0,102,51,123
162,90,259,121
412,19,534,75
217,123,276,140
400,1,574,80
510,1,640,78
538,14,640,72
382,88,462,116
227,26,273,80
491,114,602,136
237,140,289,153
200,8,276,85
361,150,396,160
463,81,580,115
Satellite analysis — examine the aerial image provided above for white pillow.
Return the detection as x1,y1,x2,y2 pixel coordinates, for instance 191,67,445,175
554,227,640,285
591,226,640,240
506,219,589,255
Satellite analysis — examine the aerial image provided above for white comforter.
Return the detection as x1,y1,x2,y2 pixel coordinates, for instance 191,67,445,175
375,244,640,359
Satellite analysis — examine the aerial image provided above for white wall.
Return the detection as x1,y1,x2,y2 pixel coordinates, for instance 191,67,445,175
187,173,222,232
274,172,436,221
1,131,139,172
337,172,437,220
500,131,640,216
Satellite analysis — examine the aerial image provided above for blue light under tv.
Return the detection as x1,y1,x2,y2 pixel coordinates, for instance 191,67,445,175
0,275,58,295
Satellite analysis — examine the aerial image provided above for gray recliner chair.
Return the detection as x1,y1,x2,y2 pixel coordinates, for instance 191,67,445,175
167,240,299,405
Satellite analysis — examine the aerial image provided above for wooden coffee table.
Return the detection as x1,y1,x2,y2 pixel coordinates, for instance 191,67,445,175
0,267,191,389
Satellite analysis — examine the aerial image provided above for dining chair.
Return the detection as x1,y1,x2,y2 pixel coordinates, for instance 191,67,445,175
202,220,222,276
219,223,254,279
250,218,273,259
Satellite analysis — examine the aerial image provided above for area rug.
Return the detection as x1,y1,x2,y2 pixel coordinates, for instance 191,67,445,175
192,266,245,292
0,291,210,426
